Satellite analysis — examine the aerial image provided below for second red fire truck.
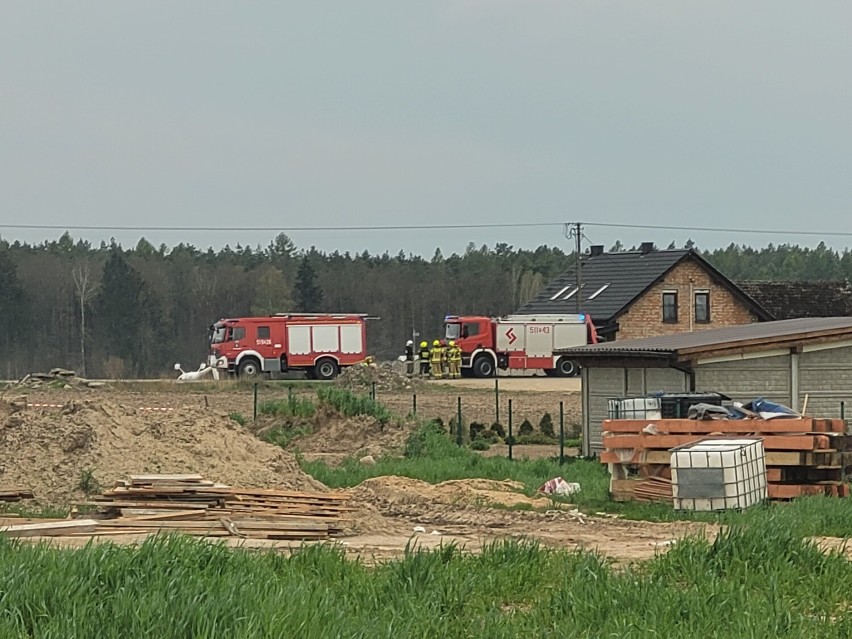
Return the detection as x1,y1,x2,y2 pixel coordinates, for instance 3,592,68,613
443,313,598,378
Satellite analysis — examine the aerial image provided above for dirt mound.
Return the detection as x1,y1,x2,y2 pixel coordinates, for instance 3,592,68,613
336,362,421,392
254,408,412,463
0,399,324,505
349,476,562,513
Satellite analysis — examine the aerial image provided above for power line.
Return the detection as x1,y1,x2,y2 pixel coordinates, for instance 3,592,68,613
581,221,845,237
0,221,560,232
0,219,846,237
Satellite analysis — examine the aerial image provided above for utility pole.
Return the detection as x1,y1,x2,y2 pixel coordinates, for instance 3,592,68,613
564,222,583,313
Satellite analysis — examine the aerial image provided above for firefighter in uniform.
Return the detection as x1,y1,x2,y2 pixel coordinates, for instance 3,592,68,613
429,340,443,379
404,340,415,376
418,341,430,377
448,340,462,379
440,339,449,378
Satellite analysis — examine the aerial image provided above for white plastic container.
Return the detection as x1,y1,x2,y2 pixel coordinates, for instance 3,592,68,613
607,397,662,420
671,439,767,511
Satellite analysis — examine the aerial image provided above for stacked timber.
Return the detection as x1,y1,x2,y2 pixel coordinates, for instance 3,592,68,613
0,488,34,503
601,418,851,503
0,474,351,540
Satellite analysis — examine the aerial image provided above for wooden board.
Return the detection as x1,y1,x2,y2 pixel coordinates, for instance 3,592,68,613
602,418,823,434
0,519,99,537
603,434,831,451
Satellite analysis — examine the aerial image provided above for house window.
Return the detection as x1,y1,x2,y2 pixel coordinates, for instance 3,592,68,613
257,326,271,339
662,292,678,323
695,291,710,324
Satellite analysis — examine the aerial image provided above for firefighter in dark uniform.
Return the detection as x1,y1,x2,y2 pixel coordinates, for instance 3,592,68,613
418,341,430,377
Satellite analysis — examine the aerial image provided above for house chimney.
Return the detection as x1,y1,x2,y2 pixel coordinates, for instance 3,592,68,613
639,242,655,255
589,245,604,257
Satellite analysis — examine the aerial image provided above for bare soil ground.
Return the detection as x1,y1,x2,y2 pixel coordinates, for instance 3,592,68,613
9,474,718,565
0,380,709,565
16,380,582,432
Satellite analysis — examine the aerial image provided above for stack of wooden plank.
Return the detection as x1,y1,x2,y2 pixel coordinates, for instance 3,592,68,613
0,488,34,503
0,474,352,540
601,417,851,503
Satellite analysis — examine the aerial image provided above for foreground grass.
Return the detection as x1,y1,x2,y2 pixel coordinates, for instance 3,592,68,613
2,522,852,638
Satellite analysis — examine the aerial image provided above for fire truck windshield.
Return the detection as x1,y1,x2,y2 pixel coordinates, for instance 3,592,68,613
445,323,461,340
210,326,228,344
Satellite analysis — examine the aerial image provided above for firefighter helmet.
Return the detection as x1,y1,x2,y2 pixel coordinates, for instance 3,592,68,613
449,340,455,347
433,340,440,346
420,341,427,348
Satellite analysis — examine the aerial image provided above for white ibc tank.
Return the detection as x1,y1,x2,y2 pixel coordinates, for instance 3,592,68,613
671,439,767,511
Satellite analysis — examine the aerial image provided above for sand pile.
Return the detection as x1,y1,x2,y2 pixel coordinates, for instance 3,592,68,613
0,399,325,504
350,476,560,513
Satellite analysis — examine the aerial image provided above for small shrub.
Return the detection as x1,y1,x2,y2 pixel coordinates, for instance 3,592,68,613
263,425,312,449
404,422,458,459
491,422,506,438
567,422,582,439
316,387,393,424
259,396,316,419
538,413,555,439
469,421,487,440
78,468,101,495
516,434,558,445
228,412,247,426
519,419,534,437
480,429,501,444
469,439,491,451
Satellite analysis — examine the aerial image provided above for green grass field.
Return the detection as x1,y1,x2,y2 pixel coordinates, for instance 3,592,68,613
1,521,851,638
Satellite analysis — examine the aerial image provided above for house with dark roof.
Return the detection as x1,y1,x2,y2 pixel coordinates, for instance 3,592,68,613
517,243,772,341
738,280,852,320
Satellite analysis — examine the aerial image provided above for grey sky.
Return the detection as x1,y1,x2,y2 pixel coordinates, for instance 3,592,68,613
2,2,851,256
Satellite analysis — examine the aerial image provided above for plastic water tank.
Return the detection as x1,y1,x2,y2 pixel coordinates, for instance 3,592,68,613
671,439,767,511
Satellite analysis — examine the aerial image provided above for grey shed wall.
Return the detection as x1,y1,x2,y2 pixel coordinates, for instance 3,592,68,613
798,344,852,417
694,353,792,407
582,366,688,456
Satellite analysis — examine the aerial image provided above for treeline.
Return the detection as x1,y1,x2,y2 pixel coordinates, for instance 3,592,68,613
0,234,849,379
0,233,569,378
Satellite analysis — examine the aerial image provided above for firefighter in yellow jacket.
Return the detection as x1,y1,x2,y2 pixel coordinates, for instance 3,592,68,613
448,340,462,379
429,340,443,379
418,341,430,377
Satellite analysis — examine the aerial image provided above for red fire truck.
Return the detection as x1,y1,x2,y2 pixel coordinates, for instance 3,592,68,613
443,313,599,378
208,313,369,380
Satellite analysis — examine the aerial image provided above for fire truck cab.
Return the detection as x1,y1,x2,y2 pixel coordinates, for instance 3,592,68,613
208,313,368,380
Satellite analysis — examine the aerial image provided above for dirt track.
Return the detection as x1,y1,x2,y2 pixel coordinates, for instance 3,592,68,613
432,377,582,392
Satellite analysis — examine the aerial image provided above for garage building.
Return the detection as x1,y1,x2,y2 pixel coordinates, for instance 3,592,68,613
559,317,852,456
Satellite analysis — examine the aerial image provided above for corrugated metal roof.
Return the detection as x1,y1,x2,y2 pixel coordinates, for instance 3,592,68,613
559,316,852,357
516,249,689,320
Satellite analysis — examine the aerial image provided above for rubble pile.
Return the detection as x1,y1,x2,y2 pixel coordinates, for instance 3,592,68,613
336,361,421,392
4,369,106,391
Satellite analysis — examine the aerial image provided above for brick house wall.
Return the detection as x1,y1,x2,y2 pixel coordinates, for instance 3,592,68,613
615,259,760,340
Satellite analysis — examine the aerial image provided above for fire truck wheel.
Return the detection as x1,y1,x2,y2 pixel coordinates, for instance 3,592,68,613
472,355,495,378
238,357,261,378
554,357,576,377
314,358,339,381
